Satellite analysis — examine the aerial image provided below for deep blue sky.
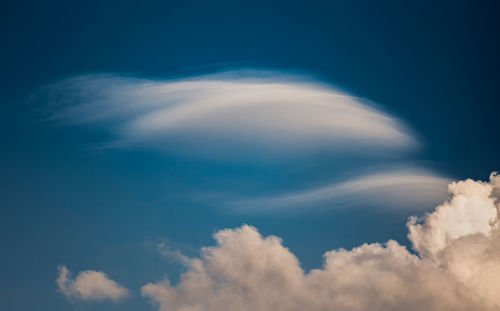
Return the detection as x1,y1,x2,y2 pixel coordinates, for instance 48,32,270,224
0,1,499,310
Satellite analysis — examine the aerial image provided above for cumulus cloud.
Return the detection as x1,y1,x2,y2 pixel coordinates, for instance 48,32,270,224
142,173,500,311
56,265,129,302
39,71,417,157
232,169,450,210
408,172,500,307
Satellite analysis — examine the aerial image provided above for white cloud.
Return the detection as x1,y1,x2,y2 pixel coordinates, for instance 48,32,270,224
40,71,417,158
408,173,499,257
231,169,450,210
56,265,129,302
39,71,442,211
142,172,500,311
407,172,500,307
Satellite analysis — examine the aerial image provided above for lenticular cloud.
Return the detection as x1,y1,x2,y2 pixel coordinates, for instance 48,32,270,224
142,172,500,311
39,71,416,157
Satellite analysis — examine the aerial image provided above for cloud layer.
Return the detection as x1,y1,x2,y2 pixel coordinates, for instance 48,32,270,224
38,70,448,211
40,71,416,157
141,173,500,311
56,265,129,302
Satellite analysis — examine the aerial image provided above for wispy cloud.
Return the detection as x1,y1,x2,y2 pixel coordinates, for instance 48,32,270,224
230,169,450,211
38,70,446,211
38,71,417,158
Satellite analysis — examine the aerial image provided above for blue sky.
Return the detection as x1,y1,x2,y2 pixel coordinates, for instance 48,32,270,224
0,1,499,310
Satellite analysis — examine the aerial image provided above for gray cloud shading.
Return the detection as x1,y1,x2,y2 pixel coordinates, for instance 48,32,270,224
56,265,128,302
141,173,500,311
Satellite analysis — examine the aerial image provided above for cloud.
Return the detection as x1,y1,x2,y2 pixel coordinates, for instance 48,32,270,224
56,265,129,302
142,172,500,311
407,172,500,307
39,71,417,158
231,169,450,210
37,70,445,211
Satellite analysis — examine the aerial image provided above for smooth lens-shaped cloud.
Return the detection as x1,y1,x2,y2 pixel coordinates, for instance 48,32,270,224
231,169,450,210
40,71,417,157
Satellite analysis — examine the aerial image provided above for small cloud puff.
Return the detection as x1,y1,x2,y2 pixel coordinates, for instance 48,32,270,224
56,265,129,302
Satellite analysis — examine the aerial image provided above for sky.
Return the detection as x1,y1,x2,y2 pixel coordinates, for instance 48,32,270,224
0,1,499,310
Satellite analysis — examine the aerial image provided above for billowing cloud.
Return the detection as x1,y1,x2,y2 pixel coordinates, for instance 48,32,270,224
56,265,129,302
142,172,500,311
39,71,417,158
408,172,500,307
231,169,450,210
